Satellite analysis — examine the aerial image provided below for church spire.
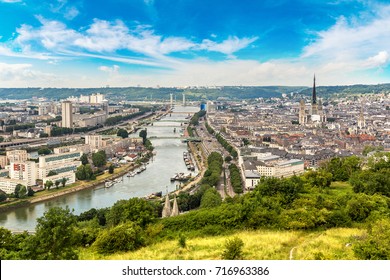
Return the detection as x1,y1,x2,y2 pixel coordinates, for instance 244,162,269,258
312,74,317,105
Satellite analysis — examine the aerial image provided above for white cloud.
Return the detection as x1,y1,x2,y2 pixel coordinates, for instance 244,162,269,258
0,0,22,3
8,17,257,63
98,65,120,74
200,36,258,57
364,51,390,68
302,5,390,71
0,62,60,86
64,6,79,20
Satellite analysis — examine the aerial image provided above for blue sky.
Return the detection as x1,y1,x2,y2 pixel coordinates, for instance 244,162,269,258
1,0,390,87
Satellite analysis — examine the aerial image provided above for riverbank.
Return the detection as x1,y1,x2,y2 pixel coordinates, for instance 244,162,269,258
0,159,148,213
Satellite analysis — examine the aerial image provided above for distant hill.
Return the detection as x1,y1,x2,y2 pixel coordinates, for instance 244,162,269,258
0,83,389,101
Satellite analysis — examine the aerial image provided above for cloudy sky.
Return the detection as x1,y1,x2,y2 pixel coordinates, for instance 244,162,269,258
1,0,390,87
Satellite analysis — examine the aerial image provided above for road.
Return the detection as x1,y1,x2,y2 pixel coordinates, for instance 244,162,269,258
194,120,237,198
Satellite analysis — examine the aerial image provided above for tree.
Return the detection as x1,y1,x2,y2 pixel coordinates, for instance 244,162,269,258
0,190,7,202
27,187,35,197
93,222,144,254
54,180,60,189
0,136,4,143
24,207,79,259
200,188,222,208
108,164,114,174
106,198,157,228
92,150,107,168
44,180,53,190
37,147,51,155
354,218,390,260
76,164,94,180
14,184,27,199
221,237,245,260
80,153,89,165
139,129,147,145
117,128,129,138
60,177,68,188
47,170,58,177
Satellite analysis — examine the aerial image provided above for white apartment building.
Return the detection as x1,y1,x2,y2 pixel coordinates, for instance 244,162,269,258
0,178,27,194
9,161,38,187
38,151,82,179
53,144,91,155
256,159,304,178
61,101,73,128
85,134,103,150
6,150,28,164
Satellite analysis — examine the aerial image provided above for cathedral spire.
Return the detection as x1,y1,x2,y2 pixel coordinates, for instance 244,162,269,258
312,74,317,105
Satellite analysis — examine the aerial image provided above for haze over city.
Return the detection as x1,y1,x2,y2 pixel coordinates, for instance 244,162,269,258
1,0,390,87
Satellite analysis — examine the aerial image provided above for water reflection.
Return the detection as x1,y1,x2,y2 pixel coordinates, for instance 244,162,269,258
0,106,199,231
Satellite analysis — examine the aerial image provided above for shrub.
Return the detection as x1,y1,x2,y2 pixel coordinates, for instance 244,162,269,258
93,222,144,254
221,236,244,260
178,234,187,248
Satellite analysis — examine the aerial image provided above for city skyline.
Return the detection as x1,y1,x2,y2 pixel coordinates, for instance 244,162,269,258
1,0,390,87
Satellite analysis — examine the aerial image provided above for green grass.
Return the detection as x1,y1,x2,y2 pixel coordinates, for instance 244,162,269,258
79,227,364,260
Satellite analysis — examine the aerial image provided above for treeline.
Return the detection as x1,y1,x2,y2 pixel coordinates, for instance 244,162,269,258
228,164,243,194
216,133,238,159
205,121,215,135
4,123,35,132
104,109,147,126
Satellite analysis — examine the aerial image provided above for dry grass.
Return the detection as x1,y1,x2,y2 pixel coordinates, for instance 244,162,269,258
79,228,364,260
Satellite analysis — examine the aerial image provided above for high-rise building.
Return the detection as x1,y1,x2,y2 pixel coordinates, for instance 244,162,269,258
170,93,173,108
182,93,186,106
299,99,306,125
62,101,73,128
102,99,109,115
311,75,318,116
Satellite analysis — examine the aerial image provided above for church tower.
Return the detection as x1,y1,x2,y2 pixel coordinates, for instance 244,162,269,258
357,101,365,129
311,75,318,115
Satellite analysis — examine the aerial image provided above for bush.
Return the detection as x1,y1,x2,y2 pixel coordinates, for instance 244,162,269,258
353,219,390,259
221,237,244,260
93,222,144,254
178,234,187,248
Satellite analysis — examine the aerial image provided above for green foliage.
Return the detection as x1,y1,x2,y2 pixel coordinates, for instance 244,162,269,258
229,163,243,194
216,133,237,159
44,180,53,190
350,169,390,197
104,110,146,126
139,129,147,145
106,198,158,228
25,207,79,259
47,170,58,177
221,237,244,260
0,227,30,260
362,145,384,156
117,128,129,138
93,222,144,255
108,164,114,174
178,233,187,248
321,156,361,182
92,150,107,167
76,164,95,180
14,184,27,199
202,153,223,187
353,218,390,260
37,147,52,155
205,121,215,134
303,170,333,190
345,193,389,222
0,190,7,202
200,188,222,208
80,153,89,165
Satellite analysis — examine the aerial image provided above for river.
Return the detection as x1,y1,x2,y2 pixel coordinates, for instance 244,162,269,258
0,105,199,232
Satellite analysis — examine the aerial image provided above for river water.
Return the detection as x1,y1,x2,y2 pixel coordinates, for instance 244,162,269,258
0,106,199,232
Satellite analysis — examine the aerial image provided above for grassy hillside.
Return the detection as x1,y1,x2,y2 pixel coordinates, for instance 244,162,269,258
79,227,364,260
